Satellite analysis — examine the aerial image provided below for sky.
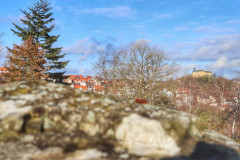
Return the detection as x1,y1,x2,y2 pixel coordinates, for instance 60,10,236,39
0,0,240,78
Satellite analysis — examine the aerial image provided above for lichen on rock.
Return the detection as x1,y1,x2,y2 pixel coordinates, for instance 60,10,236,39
0,81,239,160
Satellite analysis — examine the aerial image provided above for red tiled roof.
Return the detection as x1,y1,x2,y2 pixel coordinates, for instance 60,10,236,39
81,86,87,90
74,84,88,90
0,67,7,72
74,85,81,89
64,75,92,82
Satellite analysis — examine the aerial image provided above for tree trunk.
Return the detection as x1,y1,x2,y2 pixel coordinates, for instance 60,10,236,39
231,110,237,138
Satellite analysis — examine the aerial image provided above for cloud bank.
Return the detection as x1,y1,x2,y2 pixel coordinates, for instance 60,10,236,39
63,37,115,75
63,37,108,60
166,34,240,77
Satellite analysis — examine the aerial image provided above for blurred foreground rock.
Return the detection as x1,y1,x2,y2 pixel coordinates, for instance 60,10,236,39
0,81,239,160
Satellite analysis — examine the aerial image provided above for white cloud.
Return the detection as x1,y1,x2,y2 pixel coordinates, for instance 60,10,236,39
166,34,240,77
63,37,106,60
210,57,240,70
194,25,236,33
192,35,240,61
207,56,240,77
212,56,229,68
168,34,240,62
69,6,135,18
62,37,116,75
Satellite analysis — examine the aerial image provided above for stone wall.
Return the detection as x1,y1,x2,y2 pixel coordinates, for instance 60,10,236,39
0,81,239,160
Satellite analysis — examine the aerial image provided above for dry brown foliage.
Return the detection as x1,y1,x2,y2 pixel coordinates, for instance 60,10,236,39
3,36,46,81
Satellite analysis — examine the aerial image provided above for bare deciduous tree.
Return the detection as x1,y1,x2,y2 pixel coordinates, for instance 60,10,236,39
212,77,230,109
94,49,123,95
118,39,178,103
94,39,178,104
231,78,240,138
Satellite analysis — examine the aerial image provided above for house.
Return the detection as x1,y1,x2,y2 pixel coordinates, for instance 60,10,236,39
176,88,192,107
197,95,210,105
192,68,212,78
74,84,87,90
0,67,7,74
0,67,8,82
64,75,106,93
162,88,174,98
176,88,190,97
197,95,218,106
63,75,84,84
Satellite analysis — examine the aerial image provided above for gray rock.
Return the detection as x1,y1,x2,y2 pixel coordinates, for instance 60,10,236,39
0,81,239,160
202,130,240,153
116,113,180,157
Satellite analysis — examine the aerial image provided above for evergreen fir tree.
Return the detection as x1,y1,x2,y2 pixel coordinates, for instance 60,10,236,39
11,0,68,82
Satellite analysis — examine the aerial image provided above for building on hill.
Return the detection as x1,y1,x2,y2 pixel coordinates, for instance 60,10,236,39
192,68,213,78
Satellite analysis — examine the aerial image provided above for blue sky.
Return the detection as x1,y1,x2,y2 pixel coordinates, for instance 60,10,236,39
0,0,240,78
